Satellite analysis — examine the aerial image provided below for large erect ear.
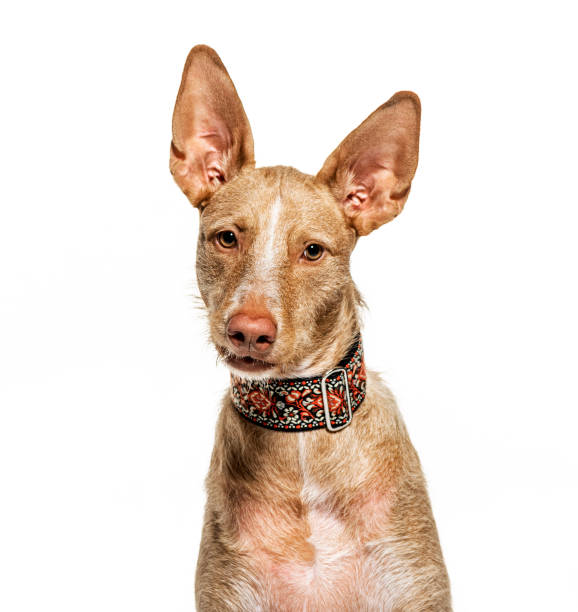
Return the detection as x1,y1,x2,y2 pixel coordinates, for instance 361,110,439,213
170,45,255,207
316,92,420,236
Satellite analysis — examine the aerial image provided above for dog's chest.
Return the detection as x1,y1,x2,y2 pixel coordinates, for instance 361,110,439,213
234,439,392,609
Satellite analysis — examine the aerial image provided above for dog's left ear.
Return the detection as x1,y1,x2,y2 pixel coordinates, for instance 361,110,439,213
170,45,255,207
317,92,420,236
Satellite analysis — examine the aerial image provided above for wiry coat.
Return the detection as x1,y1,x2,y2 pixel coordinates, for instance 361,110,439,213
170,45,451,610
197,373,450,611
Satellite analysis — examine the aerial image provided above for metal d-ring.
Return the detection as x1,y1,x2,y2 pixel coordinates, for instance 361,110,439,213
320,367,353,432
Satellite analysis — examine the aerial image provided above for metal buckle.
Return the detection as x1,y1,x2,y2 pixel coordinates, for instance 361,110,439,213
321,367,353,432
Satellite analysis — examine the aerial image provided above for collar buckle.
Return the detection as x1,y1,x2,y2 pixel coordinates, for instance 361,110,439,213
321,367,353,432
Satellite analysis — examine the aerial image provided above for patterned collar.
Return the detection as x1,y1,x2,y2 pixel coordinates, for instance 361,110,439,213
230,337,366,432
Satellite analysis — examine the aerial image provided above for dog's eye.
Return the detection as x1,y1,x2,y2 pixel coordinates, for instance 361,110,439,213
217,230,237,249
303,243,324,261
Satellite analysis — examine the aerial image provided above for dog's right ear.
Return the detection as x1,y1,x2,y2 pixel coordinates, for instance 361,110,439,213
170,45,255,207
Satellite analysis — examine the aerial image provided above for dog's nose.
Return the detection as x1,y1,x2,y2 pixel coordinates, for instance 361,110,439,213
227,313,277,353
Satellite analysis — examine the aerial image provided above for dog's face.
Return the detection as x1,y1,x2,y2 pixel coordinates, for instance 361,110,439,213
195,166,358,379
170,46,420,379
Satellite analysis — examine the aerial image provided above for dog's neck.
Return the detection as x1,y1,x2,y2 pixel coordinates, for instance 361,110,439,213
230,335,366,433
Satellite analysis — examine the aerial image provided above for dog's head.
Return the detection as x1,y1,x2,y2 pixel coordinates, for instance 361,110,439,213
170,46,420,379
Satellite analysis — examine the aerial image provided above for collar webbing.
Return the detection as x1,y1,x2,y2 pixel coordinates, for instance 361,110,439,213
230,338,366,432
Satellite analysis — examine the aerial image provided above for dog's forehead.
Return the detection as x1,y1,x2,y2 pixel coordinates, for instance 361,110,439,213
202,166,348,235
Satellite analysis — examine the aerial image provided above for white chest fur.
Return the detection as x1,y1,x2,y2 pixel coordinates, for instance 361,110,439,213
234,435,394,611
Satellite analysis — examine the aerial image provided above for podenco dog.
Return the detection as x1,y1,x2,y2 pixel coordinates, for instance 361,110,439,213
170,45,450,611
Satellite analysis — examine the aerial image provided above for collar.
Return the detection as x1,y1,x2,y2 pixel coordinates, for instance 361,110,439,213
230,337,366,432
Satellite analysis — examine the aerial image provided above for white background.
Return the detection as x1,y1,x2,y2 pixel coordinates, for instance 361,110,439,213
1,1,577,610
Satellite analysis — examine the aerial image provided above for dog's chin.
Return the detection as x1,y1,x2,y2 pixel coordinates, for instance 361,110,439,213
214,344,277,380
214,343,319,381
225,355,278,380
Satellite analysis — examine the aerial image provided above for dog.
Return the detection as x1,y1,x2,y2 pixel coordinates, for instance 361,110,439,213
170,45,450,611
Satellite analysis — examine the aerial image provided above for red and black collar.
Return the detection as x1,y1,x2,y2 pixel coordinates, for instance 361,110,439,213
230,338,366,432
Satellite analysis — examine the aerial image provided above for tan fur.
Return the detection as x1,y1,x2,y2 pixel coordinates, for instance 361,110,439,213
170,45,450,610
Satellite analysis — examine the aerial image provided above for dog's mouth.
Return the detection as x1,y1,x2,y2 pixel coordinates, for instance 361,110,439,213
216,345,276,375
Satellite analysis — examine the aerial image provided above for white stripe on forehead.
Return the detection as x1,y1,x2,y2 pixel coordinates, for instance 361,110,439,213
228,193,284,315
258,194,283,282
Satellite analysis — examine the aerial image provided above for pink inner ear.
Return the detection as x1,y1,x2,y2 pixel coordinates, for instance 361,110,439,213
175,133,229,187
341,158,404,234
345,187,369,211
196,124,232,183
172,99,236,191
342,152,393,214
207,166,225,184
